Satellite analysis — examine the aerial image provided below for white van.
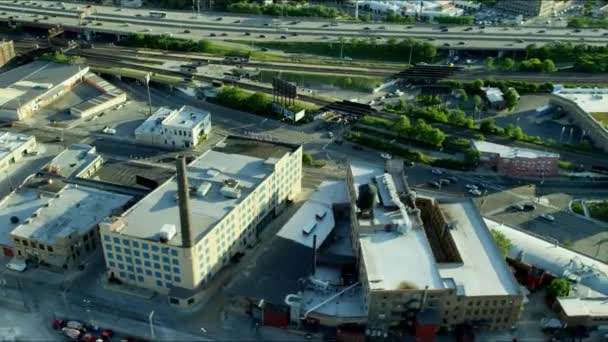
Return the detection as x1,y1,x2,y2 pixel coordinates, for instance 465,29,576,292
6,258,27,272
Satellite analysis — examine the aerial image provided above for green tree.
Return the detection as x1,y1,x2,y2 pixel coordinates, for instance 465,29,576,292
464,148,480,166
480,119,497,134
395,98,406,111
491,229,512,258
547,278,571,299
500,57,515,71
485,56,495,70
473,94,482,114
302,152,313,165
391,116,411,133
473,133,485,141
512,126,525,140
543,59,557,73
504,88,520,110
473,79,484,89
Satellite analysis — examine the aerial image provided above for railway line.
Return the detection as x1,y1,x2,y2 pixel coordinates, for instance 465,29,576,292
1,1,608,49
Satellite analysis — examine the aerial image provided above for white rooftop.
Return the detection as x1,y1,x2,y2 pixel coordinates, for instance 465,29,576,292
277,181,348,249
11,185,132,245
0,189,53,247
163,105,210,129
134,107,173,136
360,229,443,291
45,144,101,178
485,218,608,296
482,87,504,103
0,132,34,162
557,296,608,317
437,201,521,296
118,150,275,245
554,87,608,114
473,140,559,159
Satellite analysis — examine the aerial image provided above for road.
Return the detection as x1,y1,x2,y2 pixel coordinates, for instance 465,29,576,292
1,1,608,50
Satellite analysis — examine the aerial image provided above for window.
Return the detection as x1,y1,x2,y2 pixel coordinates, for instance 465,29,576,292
162,256,170,263
113,237,120,244
118,263,125,270
122,239,130,246
164,274,171,281
156,280,163,287
173,267,180,274
166,283,172,289
153,254,160,261
143,252,150,259
127,265,134,272
169,297,179,304
174,276,181,282
114,246,121,253
104,235,110,242
155,271,162,278
120,271,126,278
135,258,142,265
133,250,140,257
137,276,144,282
116,255,123,261
107,252,114,259
136,267,143,274
171,249,178,256
132,241,139,248
48,246,54,252
128,274,135,280
123,248,131,255
142,243,149,250
125,257,132,263
163,265,170,272
154,263,161,269
172,259,179,265
151,245,159,252
144,261,151,267
162,248,169,255
109,261,116,267
145,269,152,276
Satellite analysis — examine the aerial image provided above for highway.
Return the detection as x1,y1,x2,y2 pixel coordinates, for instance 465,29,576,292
1,0,608,50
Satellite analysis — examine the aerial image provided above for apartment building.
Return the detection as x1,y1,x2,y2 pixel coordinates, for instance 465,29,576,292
472,140,559,177
496,0,572,17
134,105,212,149
0,40,16,68
99,137,302,306
346,161,523,338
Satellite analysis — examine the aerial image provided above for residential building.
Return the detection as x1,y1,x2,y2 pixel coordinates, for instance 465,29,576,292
486,219,608,328
70,73,127,119
347,161,523,337
0,61,89,121
472,140,559,177
0,132,37,172
9,184,132,270
0,40,16,68
496,0,572,17
99,137,302,306
43,144,103,179
481,87,505,110
134,105,212,149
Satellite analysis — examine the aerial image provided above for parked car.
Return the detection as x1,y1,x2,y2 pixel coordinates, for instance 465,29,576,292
540,213,555,222
523,203,536,211
429,181,442,188
447,176,458,183
465,184,478,190
439,179,450,186
431,169,443,175
510,204,525,211
468,189,482,196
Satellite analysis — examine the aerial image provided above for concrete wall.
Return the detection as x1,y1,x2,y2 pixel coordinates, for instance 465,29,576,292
549,94,608,153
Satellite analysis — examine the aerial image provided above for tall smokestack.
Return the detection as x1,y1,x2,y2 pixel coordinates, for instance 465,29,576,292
176,156,193,248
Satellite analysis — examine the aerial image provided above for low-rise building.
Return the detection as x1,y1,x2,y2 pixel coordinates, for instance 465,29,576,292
134,105,212,149
9,184,132,270
0,40,16,68
99,137,302,306
347,161,523,337
70,73,127,119
43,144,103,179
472,140,559,177
481,87,505,110
496,0,572,17
0,132,37,172
0,61,89,121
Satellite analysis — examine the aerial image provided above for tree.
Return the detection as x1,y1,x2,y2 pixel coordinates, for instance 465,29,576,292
480,119,497,134
473,133,485,141
485,56,495,70
473,79,484,89
395,98,406,111
491,229,512,258
302,152,313,165
500,57,515,71
512,126,525,140
473,94,482,110
543,59,557,73
504,88,520,110
464,148,480,166
547,278,571,299
391,116,411,133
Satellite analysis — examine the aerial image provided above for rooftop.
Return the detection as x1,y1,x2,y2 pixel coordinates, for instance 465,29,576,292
557,296,608,318
554,87,608,114
277,180,349,249
436,200,521,296
359,229,443,291
11,184,132,245
482,87,504,103
44,144,101,178
116,149,277,246
0,61,87,109
134,107,173,136
472,140,559,160
0,132,34,161
0,188,53,247
134,105,210,136
485,218,608,296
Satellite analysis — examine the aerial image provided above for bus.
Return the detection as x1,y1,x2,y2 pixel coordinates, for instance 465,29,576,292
149,12,166,19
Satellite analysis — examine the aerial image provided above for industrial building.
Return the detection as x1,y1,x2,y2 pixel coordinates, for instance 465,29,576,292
0,61,89,121
486,219,608,328
70,73,127,119
346,161,523,338
481,87,506,110
0,180,132,269
43,144,103,179
134,105,212,149
0,132,37,172
496,0,572,17
0,40,16,68
472,140,559,177
99,137,302,306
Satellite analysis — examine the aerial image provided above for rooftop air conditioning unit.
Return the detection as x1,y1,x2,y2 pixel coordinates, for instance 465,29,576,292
159,224,176,243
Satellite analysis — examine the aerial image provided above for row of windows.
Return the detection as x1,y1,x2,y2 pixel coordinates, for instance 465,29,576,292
13,238,54,252
104,236,178,256
117,271,174,289
106,253,180,270
111,261,181,282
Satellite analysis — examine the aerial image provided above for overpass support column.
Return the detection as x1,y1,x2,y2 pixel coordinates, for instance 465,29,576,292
497,50,506,58
83,30,91,41
448,49,456,57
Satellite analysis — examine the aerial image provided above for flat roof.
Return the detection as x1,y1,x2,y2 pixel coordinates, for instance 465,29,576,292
0,61,86,109
555,88,608,114
485,218,608,296
11,184,132,245
134,106,172,136
437,200,521,296
557,297,608,317
0,189,53,247
360,229,443,291
482,87,504,103
277,181,348,249
117,149,275,245
163,105,210,129
473,140,559,159
45,144,101,178
0,132,34,162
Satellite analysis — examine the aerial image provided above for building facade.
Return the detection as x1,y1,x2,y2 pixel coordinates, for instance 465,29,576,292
0,40,16,68
99,138,302,306
0,132,37,172
134,106,212,149
497,0,571,17
472,140,559,177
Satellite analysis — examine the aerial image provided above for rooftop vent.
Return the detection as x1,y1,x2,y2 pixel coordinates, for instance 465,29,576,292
302,222,317,235
221,179,241,199
159,224,177,243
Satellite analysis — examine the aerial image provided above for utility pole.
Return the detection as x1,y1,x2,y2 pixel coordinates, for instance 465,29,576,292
145,72,153,116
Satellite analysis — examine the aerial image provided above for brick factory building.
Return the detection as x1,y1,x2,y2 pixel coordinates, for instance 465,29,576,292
472,140,559,177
